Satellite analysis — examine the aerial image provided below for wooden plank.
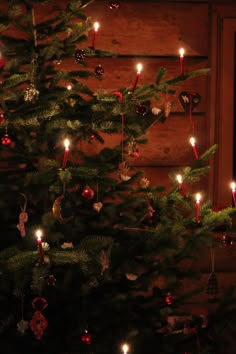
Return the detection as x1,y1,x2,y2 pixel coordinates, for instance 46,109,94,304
60,57,209,113
83,1,209,56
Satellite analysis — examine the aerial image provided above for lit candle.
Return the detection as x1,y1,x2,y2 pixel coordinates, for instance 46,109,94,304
176,174,186,196
92,22,99,49
62,138,70,169
231,182,236,207
132,63,142,92
35,229,44,263
121,343,129,354
67,85,72,91
189,137,199,159
179,48,185,76
195,193,201,222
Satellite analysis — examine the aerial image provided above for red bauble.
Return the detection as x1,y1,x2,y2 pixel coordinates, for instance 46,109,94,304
81,329,92,344
1,134,11,146
82,186,94,200
131,149,140,158
95,65,104,76
109,0,120,9
74,49,85,62
32,297,48,311
221,233,233,247
165,292,175,305
136,103,147,116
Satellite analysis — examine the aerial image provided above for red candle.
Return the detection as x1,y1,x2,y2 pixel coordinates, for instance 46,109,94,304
176,174,186,196
62,138,70,169
195,193,201,222
132,63,142,92
179,48,185,76
35,229,44,262
231,182,236,207
190,137,199,159
92,22,99,49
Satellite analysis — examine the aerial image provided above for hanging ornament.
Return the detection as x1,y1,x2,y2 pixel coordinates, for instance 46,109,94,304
53,58,62,65
165,292,175,305
32,297,48,311
95,65,104,76
61,241,74,249
100,248,111,275
1,133,11,146
81,329,92,344
139,177,150,189
17,193,28,238
30,311,48,340
136,103,147,116
17,319,29,335
126,273,138,281
52,193,75,224
47,274,56,286
109,0,120,9
179,91,201,115
151,107,162,116
146,199,155,218
42,242,50,251
164,101,172,118
127,137,140,157
118,161,131,181
82,186,95,200
74,49,86,62
221,233,233,247
93,201,103,212
24,83,39,103
206,248,219,301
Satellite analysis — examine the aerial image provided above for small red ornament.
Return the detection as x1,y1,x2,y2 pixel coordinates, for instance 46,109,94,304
95,65,104,76
90,134,95,139
221,233,233,247
81,329,92,344
32,297,48,311
82,186,94,200
74,49,85,62
47,274,56,286
109,0,120,9
0,112,5,124
165,292,175,305
30,311,48,340
1,133,11,145
136,103,147,116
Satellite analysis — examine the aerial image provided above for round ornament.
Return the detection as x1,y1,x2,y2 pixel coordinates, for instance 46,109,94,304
52,194,74,224
1,133,11,146
221,233,233,247
165,292,175,305
47,274,56,286
32,297,48,311
95,65,104,76
74,49,86,62
109,0,120,9
136,103,147,116
81,329,92,344
82,186,94,200
17,319,29,335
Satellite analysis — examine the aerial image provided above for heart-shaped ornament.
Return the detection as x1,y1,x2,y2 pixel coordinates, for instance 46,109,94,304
179,91,201,115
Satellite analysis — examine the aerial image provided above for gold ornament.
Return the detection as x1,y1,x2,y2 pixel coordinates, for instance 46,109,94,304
100,248,111,275
165,101,172,117
118,161,131,181
139,177,150,189
52,195,74,224
126,273,138,281
93,201,103,212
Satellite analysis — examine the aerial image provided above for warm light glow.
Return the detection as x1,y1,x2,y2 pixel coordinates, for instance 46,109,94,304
189,137,196,146
179,48,185,57
93,22,99,31
176,174,183,184
64,138,70,150
231,182,236,191
67,85,72,90
196,193,201,203
121,343,129,354
137,63,142,73
35,229,42,240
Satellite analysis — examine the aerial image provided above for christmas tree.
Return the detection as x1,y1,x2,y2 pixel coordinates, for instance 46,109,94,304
0,1,236,353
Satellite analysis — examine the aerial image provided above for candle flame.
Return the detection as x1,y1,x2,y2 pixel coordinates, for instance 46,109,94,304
137,63,142,73
94,22,99,31
179,48,185,57
231,182,236,191
35,229,42,240
196,193,201,202
121,343,129,354
176,174,183,184
190,137,196,146
64,138,70,149
67,85,72,90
